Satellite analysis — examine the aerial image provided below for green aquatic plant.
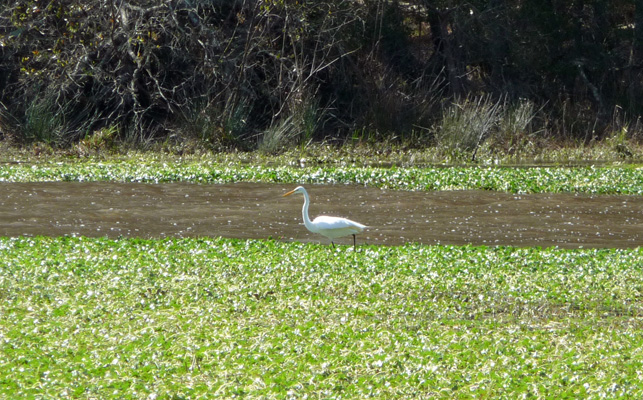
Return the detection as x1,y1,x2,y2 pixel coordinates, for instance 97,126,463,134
0,236,642,398
0,159,642,194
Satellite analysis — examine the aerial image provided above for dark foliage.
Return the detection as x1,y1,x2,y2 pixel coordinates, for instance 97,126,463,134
0,0,641,148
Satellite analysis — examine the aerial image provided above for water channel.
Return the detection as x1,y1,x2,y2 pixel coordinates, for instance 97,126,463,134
0,182,641,248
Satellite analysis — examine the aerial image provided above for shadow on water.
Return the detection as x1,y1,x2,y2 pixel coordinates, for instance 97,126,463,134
0,182,641,248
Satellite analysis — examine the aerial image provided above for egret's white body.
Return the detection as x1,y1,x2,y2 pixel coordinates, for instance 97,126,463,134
283,186,367,248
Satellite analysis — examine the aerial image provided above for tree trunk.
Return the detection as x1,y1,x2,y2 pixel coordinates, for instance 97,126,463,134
424,3,462,95
629,0,643,113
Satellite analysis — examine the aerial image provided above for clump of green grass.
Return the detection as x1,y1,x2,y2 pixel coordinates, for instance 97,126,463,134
491,98,540,155
437,94,503,160
22,98,64,144
436,95,548,162
1,91,97,148
1,236,642,398
260,89,326,154
176,98,252,151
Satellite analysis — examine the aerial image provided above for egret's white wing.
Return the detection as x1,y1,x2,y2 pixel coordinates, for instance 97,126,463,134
312,216,367,239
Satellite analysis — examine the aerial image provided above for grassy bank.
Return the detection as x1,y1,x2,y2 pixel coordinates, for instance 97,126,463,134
1,236,642,398
3,138,643,166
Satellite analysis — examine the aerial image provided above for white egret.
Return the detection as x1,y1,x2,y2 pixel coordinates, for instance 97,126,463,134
283,186,367,249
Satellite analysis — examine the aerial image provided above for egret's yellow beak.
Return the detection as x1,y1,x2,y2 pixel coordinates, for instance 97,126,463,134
282,189,296,197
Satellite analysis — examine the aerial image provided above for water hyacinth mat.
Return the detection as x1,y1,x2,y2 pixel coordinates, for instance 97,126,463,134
1,236,642,398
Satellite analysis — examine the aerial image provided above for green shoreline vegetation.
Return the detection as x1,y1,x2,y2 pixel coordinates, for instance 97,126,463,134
1,145,643,194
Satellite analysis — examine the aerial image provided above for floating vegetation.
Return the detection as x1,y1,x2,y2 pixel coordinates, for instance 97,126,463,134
0,159,642,194
0,236,642,398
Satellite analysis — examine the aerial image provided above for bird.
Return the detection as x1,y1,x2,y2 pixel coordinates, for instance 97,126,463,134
282,186,367,249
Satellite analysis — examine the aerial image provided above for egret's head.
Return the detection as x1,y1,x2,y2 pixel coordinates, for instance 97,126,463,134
283,186,305,197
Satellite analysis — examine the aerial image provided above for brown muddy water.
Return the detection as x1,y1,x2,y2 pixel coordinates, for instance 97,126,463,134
0,182,641,248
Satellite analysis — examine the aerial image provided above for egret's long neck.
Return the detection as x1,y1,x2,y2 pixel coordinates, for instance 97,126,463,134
301,191,317,232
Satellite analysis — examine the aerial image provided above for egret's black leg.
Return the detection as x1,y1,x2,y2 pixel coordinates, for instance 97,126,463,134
353,234,356,250
331,241,335,248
